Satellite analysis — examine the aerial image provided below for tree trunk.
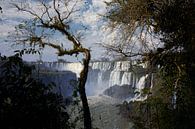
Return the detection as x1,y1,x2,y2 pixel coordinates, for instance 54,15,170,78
78,49,92,129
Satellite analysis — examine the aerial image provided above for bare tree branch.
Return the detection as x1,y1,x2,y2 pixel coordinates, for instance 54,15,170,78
41,2,52,21
53,0,63,23
101,43,146,58
12,1,92,129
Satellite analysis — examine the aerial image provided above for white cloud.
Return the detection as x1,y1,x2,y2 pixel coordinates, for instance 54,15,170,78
0,0,115,61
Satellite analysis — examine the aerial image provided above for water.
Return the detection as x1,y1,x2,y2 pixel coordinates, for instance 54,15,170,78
35,61,151,101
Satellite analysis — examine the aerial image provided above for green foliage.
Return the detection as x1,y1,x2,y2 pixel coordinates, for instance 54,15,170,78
106,0,195,129
122,65,195,129
0,55,71,129
128,98,174,129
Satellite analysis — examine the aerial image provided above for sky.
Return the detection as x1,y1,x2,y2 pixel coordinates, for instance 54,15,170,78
0,0,116,62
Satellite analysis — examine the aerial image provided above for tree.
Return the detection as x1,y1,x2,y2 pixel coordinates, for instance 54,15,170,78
104,0,194,62
12,1,92,129
104,0,195,129
0,55,71,129
0,6,3,13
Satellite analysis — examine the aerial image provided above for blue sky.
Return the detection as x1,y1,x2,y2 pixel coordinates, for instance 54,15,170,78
0,0,115,62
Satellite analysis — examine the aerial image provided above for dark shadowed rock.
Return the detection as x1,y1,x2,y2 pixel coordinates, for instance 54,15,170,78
103,84,134,99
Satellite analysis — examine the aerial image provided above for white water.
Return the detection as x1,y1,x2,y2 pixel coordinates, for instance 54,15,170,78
37,61,151,101
39,62,83,77
135,74,148,91
33,61,151,128
128,74,149,102
121,72,132,85
87,61,149,99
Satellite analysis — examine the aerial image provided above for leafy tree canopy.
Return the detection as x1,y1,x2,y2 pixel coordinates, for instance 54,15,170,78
104,0,195,129
0,55,71,129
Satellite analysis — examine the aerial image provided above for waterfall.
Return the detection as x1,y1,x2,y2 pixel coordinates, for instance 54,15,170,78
33,61,151,101
135,74,148,91
121,72,132,85
109,71,123,87
86,61,148,98
38,62,83,77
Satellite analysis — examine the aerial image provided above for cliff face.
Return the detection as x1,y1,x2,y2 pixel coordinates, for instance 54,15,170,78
38,71,77,98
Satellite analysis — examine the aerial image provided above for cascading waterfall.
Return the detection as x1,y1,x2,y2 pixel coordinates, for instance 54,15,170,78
86,61,150,101
34,61,151,101
38,62,83,77
135,75,148,91
121,72,132,85
109,71,122,87
129,74,149,101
